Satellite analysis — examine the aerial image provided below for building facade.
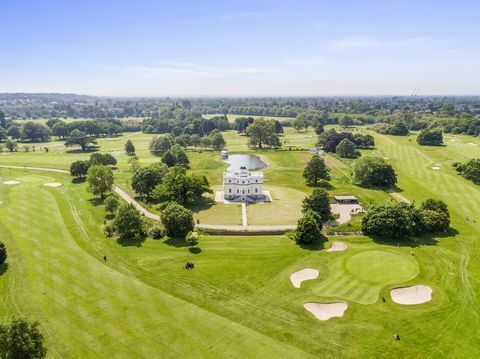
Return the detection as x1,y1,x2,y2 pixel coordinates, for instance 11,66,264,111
224,168,264,202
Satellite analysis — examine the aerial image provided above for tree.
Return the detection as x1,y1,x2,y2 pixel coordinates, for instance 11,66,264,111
149,135,173,155
339,116,354,128
353,133,375,149
303,155,330,186
210,132,226,150
65,129,97,151
302,188,332,223
162,144,189,168
131,163,168,198
52,121,69,139
0,111,6,129
0,318,47,358
361,203,422,239
190,134,200,148
90,153,117,166
104,195,120,214
336,138,358,158
421,209,450,232
386,120,409,136
153,167,212,205
417,128,443,146
295,211,323,244
125,140,136,155
87,165,114,198
456,159,480,183
160,202,195,238
20,122,51,142
113,203,146,239
7,123,21,140
323,132,355,153
352,157,397,187
0,127,6,142
420,199,450,218
0,241,6,265
70,160,90,178
245,118,280,149
315,122,324,135
186,231,199,246
292,117,307,132
5,139,17,152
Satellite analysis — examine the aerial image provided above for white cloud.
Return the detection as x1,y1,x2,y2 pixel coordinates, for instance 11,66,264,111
325,36,452,50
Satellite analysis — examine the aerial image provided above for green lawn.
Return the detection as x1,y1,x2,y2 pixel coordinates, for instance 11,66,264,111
1,127,480,357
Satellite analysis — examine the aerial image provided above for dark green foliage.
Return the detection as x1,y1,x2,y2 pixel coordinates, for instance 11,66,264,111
149,135,173,155
352,157,397,187
456,159,480,184
336,138,359,158
420,199,450,218
0,241,7,265
246,118,281,149
104,195,120,214
152,166,212,206
362,200,450,238
19,122,51,142
315,122,324,135
303,155,330,186
386,120,409,136
70,160,90,178
87,165,114,198
186,231,199,246
0,127,6,142
295,211,323,244
160,202,195,238
0,318,47,358
417,128,443,146
131,163,168,198
353,133,375,148
149,226,165,239
90,152,117,166
161,144,189,167
210,131,226,150
0,111,6,129
302,188,332,223
7,123,21,140
64,129,97,151
5,139,17,152
112,203,146,239
51,121,69,139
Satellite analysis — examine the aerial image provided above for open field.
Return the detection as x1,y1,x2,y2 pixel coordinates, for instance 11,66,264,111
1,127,480,356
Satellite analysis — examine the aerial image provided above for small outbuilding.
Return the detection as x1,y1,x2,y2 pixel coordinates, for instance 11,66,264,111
334,195,358,204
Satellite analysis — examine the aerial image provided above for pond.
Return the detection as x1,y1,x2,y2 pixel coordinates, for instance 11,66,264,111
223,154,268,171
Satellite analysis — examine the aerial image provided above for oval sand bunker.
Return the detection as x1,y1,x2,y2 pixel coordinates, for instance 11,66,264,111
290,268,319,288
390,285,432,305
304,302,348,321
325,241,348,252
44,182,62,187
3,180,20,185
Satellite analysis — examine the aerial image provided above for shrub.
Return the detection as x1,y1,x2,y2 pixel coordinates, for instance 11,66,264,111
0,241,7,265
295,211,323,244
104,195,120,214
150,226,165,239
160,202,194,238
352,157,397,187
186,231,199,246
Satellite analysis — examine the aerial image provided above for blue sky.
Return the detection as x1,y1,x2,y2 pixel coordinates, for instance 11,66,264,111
1,0,479,96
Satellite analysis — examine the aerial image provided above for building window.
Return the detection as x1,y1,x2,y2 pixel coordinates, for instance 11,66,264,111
243,190,245,194
255,180,258,182
242,181,245,184
229,189,232,193
237,189,239,194
255,188,258,193
229,180,231,183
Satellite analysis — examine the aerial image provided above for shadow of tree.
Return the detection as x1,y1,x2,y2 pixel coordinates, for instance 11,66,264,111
188,247,202,254
188,197,214,212
0,262,8,276
71,178,86,184
116,236,145,247
88,197,104,206
163,237,188,248
370,228,458,248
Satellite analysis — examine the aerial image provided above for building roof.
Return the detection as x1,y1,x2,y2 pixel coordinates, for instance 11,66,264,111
224,171,263,179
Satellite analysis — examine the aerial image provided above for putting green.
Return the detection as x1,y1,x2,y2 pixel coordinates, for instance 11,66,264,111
346,250,419,283
312,249,419,305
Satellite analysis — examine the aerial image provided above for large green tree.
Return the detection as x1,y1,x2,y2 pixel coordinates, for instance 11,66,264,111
352,157,397,187
87,165,114,198
65,129,97,151
295,211,323,244
112,203,146,239
303,155,330,186
125,140,136,155
245,118,281,149
302,188,332,223
0,318,47,358
69,160,90,178
131,163,168,198
417,128,443,146
161,144,189,167
160,202,195,238
335,138,358,158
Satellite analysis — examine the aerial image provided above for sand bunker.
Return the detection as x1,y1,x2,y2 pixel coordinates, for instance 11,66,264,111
44,182,62,187
468,142,477,146
382,156,389,160
290,268,319,288
432,167,440,170
325,241,348,252
304,302,348,321
3,180,20,185
390,285,432,305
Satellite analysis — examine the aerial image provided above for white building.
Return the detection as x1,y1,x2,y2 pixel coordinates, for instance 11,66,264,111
224,167,264,202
